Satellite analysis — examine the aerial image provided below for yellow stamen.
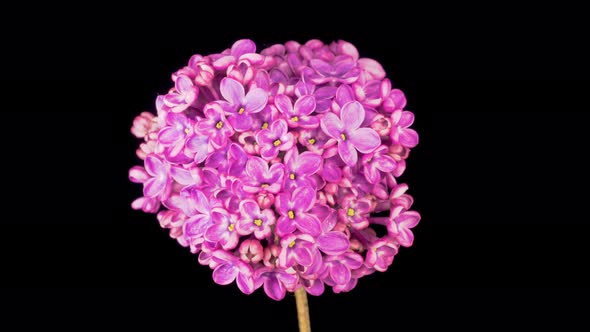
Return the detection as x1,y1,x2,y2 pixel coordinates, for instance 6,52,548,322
261,122,269,129
340,133,347,141
289,173,296,180
308,138,316,145
289,240,296,248
291,116,299,122
288,210,295,219
215,121,223,129
347,208,355,217
261,183,269,188
184,128,190,134
273,139,281,147
254,219,263,227
228,224,235,232
238,107,245,114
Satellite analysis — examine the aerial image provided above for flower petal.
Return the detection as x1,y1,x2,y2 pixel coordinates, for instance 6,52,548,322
330,262,351,285
128,166,149,183
170,166,193,186
236,273,255,294
349,128,380,153
212,264,238,285
399,111,415,127
341,101,365,130
320,112,344,139
244,88,268,113
338,141,358,166
276,216,296,236
294,95,316,116
220,77,245,105
297,151,322,175
264,276,286,301
295,214,321,237
143,178,165,198
246,157,268,181
293,247,313,266
270,119,288,137
158,127,182,145
317,232,349,255
231,39,256,58
292,186,317,212
399,128,419,148
374,155,397,172
274,94,293,115
239,199,261,219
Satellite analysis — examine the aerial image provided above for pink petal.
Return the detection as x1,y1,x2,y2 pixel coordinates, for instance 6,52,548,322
143,178,165,198
358,58,386,80
398,211,421,228
294,95,316,116
320,112,344,139
341,101,365,130
220,77,245,105
309,59,332,76
297,151,322,175
349,128,380,153
264,277,286,301
317,232,349,255
276,216,296,236
292,186,316,212
399,128,419,148
274,94,293,115
270,119,288,137
399,111,415,128
244,88,268,113
128,166,149,183
246,157,268,180
236,273,255,294
364,164,381,184
170,166,193,186
175,75,194,94
336,84,355,106
295,214,321,237
293,247,313,267
338,141,358,166
275,193,290,216
239,199,261,219
212,264,238,285
212,55,235,70
330,262,351,285
374,155,397,172
231,39,256,58
158,127,182,145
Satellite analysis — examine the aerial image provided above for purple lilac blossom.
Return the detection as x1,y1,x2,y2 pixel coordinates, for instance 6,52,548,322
129,39,420,300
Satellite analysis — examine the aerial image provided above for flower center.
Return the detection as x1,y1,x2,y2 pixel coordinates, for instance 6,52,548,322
254,218,263,227
238,107,245,115
340,133,347,141
291,116,299,122
289,173,296,180
184,128,190,134
215,121,223,129
347,208,355,217
273,139,282,147
289,240,296,248
261,183,269,188
288,210,295,219
308,138,316,145
227,223,235,232
261,122,269,129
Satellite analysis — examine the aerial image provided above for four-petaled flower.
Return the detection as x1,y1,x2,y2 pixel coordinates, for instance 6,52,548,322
390,109,419,148
196,104,234,149
255,119,294,160
320,101,381,166
283,147,322,191
274,94,319,128
236,199,276,239
275,186,321,236
243,156,285,194
218,77,268,132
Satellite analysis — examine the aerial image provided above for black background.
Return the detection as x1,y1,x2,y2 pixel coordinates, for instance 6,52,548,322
1,6,589,330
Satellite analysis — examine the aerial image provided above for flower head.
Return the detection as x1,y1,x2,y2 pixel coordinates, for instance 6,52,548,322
130,39,420,300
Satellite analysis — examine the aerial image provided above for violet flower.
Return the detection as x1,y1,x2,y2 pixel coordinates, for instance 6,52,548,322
211,250,256,294
217,77,268,132
255,119,294,160
361,145,397,184
283,147,322,191
236,199,276,239
243,156,285,194
275,186,322,237
162,75,199,113
274,94,319,128
390,109,419,148
195,103,234,149
320,101,381,166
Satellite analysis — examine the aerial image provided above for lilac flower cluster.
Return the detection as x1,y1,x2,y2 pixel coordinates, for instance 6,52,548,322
129,39,420,300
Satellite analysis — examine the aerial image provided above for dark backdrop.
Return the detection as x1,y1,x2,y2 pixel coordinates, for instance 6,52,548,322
1,6,588,331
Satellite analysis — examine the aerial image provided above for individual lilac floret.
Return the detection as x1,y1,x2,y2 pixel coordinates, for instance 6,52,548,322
274,94,319,128
236,199,276,239
320,101,381,166
162,75,199,113
243,156,285,194
283,147,322,191
196,104,234,149
390,109,419,148
218,77,268,132
275,186,322,237
255,119,294,160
